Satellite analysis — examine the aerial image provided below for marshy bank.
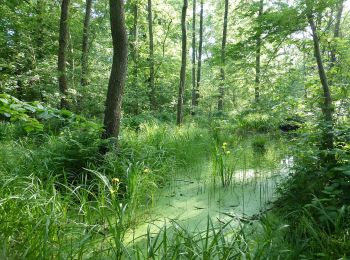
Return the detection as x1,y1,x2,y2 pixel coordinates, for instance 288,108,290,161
0,107,288,259
0,95,349,259
0,114,349,259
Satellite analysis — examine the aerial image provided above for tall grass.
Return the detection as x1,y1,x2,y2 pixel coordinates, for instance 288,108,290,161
2,115,348,259
212,142,239,187
129,217,251,259
0,170,135,259
0,121,212,258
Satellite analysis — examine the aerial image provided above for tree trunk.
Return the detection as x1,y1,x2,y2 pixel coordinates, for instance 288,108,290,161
177,0,188,126
58,0,70,109
36,0,44,60
330,0,344,69
68,29,75,89
191,0,196,115
195,0,203,107
302,41,308,99
148,0,156,110
255,0,263,103
132,1,138,80
307,13,334,152
81,0,93,87
218,0,228,112
131,0,139,114
102,0,128,142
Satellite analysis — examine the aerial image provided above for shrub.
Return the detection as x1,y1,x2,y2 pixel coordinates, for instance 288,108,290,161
235,113,277,133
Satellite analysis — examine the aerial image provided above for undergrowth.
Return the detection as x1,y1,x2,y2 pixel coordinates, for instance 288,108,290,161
1,95,349,259
0,96,212,258
272,121,350,259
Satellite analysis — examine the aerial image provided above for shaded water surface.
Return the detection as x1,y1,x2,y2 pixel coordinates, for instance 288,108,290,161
126,135,292,242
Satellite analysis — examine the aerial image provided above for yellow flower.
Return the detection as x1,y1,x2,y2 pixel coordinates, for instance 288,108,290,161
222,142,228,150
143,168,150,174
112,178,120,184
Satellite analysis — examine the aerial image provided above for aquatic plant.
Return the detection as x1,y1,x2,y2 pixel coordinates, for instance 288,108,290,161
251,135,267,153
212,142,237,187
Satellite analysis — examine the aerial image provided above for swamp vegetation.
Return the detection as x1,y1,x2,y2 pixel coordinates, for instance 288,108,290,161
0,0,350,259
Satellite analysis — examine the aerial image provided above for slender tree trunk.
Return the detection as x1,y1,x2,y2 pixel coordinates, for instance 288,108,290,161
255,0,263,103
36,0,44,60
191,0,196,115
195,0,203,107
330,0,344,69
81,0,93,87
154,19,173,76
218,0,228,112
131,1,139,114
147,0,156,110
132,1,138,80
102,0,128,142
302,41,308,99
58,0,70,109
177,0,188,126
68,29,75,88
308,13,334,153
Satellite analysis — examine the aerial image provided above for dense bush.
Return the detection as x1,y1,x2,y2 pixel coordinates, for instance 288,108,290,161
273,123,350,258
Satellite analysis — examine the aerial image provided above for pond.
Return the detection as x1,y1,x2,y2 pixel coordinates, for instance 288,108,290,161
125,134,292,244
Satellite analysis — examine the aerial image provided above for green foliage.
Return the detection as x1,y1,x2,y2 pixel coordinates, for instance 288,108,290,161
98,123,211,206
273,122,350,258
0,0,349,258
0,93,103,135
132,218,249,259
251,135,267,153
0,117,212,258
0,171,134,259
234,112,278,133
0,94,44,133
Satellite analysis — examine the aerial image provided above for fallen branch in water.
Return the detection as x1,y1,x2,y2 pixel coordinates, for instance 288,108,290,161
174,179,194,184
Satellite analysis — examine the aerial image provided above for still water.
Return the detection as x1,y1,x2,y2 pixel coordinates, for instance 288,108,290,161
126,135,292,243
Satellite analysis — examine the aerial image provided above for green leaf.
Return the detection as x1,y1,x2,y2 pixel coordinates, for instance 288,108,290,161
0,98,9,105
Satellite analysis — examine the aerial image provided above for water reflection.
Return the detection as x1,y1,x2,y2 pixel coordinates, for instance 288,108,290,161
125,135,292,243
